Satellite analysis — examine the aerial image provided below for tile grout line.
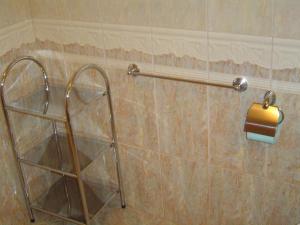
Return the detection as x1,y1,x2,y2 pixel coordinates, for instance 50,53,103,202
206,0,212,223
270,0,275,90
150,1,165,219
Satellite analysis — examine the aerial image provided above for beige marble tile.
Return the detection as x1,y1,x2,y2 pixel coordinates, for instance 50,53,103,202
208,60,233,75
0,0,31,29
208,0,272,36
263,177,300,225
156,79,208,161
101,0,151,26
151,0,206,31
106,49,152,64
208,1,272,79
63,43,104,58
29,0,68,20
153,54,207,72
208,87,243,170
114,97,159,146
120,145,163,217
208,166,264,225
274,0,300,40
107,68,159,152
160,154,208,225
232,62,270,79
272,68,300,83
266,92,300,185
63,0,102,23
33,40,68,83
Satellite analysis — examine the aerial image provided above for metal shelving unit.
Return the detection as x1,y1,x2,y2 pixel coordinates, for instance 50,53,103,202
0,56,126,225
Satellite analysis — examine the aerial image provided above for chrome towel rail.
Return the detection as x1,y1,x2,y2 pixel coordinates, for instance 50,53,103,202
127,64,248,92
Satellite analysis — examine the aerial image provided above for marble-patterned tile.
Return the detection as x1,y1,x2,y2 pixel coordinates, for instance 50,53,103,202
208,60,233,77
272,1,300,84
156,79,208,161
273,0,300,40
63,0,102,23
160,154,208,225
101,0,151,26
153,54,207,72
120,145,163,217
272,68,300,83
32,40,68,83
63,43,104,58
0,0,31,29
265,92,300,185
263,177,300,225
29,0,68,20
208,166,264,225
208,0,273,79
107,68,159,152
105,49,152,65
232,62,270,79
208,87,243,170
151,0,206,31
208,0,272,36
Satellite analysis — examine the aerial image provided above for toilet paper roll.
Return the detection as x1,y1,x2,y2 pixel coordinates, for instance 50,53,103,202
246,112,283,144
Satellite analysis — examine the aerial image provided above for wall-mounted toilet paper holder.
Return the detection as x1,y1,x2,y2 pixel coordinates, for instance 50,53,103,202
244,90,284,144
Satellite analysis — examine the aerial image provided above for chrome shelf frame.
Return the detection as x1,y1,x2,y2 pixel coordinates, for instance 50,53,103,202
0,57,126,225
128,63,248,92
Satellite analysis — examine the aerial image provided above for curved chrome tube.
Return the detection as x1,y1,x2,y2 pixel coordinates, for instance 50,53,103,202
65,64,126,221
1,56,49,114
0,56,50,222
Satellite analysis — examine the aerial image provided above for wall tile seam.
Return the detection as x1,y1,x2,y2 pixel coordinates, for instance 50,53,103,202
270,0,275,90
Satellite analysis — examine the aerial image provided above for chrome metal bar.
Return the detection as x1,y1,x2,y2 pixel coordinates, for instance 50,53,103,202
51,121,72,221
64,121,91,225
1,56,49,103
31,206,86,225
0,109,36,221
5,105,66,122
0,56,50,223
19,158,77,178
66,64,126,209
127,64,248,92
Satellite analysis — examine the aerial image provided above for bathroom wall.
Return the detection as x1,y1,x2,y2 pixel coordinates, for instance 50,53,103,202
2,0,300,225
0,0,37,224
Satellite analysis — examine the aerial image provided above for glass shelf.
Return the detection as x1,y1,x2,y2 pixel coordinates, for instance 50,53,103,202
30,176,118,223
5,85,106,122
19,133,113,176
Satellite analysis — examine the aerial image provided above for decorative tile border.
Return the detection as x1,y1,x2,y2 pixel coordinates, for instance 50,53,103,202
3,19,300,94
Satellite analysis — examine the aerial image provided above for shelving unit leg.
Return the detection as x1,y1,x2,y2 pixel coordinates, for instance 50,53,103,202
64,121,90,225
106,87,126,208
51,121,71,218
1,105,35,222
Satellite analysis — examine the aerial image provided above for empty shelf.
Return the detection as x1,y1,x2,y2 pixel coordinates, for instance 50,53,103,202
19,133,113,176
31,176,118,224
6,85,106,122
